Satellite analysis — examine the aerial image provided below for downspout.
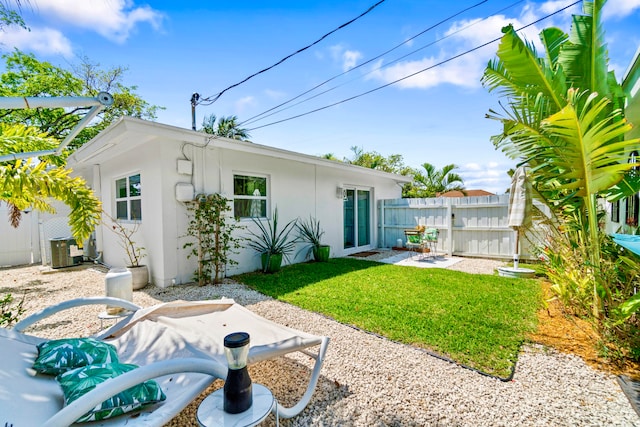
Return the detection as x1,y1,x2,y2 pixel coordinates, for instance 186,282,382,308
93,164,105,265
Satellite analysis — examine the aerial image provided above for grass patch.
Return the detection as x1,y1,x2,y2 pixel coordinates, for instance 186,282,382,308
234,257,541,378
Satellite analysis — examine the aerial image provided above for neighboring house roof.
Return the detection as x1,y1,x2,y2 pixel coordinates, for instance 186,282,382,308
68,116,413,183
438,189,495,198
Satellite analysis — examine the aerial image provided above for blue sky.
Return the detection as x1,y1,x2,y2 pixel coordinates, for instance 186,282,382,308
2,0,639,194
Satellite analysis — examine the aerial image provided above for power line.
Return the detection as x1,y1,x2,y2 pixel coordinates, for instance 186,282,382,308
241,0,526,127
240,0,492,126
246,0,582,132
197,0,387,106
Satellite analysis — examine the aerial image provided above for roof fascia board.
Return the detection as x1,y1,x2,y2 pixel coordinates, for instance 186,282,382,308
71,117,412,183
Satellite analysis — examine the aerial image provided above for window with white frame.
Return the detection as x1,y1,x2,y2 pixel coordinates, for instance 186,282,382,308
115,173,142,220
233,174,267,218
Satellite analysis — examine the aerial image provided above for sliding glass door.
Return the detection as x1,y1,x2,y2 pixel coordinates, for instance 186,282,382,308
343,188,371,250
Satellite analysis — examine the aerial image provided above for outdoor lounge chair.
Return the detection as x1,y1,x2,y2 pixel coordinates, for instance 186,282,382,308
1,296,329,426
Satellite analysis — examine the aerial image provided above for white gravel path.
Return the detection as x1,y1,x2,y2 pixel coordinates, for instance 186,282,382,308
1,260,638,427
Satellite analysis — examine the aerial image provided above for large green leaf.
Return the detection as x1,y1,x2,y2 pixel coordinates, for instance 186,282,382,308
0,124,101,243
540,89,638,197
483,25,567,112
605,173,640,201
558,0,609,97
539,27,569,70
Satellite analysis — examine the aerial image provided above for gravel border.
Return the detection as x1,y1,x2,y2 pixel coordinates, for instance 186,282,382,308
2,260,638,426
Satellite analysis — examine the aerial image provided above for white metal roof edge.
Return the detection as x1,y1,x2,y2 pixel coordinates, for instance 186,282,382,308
622,45,640,88
70,116,413,183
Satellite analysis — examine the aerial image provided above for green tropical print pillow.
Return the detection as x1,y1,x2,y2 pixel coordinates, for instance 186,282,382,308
407,234,422,244
56,362,167,423
33,338,119,375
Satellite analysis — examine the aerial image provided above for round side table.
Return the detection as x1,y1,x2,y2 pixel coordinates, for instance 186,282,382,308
197,383,275,427
97,310,131,329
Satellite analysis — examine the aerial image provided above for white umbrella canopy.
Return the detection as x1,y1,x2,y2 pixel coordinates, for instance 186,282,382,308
507,166,532,269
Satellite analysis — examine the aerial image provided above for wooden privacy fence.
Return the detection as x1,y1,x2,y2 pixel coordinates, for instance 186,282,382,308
378,195,546,260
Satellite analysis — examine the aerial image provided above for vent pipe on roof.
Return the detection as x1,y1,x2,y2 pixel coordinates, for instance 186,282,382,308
191,93,200,131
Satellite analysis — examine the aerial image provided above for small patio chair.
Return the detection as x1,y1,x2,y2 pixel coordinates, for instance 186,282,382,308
1,296,329,426
404,228,425,259
423,228,439,258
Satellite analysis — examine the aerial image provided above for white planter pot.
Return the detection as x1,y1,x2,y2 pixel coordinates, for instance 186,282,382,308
128,265,149,290
105,268,132,314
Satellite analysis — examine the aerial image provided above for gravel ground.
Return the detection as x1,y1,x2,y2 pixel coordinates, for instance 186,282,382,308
2,256,638,427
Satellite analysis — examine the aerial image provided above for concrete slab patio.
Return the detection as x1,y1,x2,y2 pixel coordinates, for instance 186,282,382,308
378,251,464,269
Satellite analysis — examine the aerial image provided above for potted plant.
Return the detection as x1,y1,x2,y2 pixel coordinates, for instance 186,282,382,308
246,207,297,273
105,213,148,289
296,216,330,262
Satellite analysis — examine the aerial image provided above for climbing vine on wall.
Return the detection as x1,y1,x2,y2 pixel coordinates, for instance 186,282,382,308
184,193,243,285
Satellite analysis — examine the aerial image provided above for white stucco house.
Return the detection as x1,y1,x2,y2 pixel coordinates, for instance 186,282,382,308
67,117,411,287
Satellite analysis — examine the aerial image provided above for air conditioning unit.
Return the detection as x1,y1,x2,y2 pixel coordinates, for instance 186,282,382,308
50,238,83,269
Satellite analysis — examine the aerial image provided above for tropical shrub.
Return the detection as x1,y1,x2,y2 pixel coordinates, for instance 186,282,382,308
483,0,640,362
184,193,243,285
1,293,25,327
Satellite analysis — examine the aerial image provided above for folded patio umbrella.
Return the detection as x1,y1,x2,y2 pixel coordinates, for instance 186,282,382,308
507,166,532,269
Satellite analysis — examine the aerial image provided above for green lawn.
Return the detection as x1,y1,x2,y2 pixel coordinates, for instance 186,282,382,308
234,257,542,378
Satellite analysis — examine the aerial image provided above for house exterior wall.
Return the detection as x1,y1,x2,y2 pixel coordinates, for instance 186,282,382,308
73,118,407,288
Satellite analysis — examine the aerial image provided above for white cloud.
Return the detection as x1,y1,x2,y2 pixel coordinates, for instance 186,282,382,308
603,0,640,19
367,14,540,90
0,26,73,57
366,0,596,92
329,44,363,72
264,89,286,100
458,162,514,195
235,96,256,112
342,50,362,72
35,0,164,43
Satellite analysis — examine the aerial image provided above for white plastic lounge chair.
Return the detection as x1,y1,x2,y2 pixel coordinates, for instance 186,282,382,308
1,296,329,426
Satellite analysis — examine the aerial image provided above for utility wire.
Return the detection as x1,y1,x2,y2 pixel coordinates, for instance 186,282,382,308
240,0,492,126
246,0,582,132
241,0,526,127
197,0,387,106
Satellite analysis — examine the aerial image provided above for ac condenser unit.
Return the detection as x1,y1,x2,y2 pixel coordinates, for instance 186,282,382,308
50,238,83,269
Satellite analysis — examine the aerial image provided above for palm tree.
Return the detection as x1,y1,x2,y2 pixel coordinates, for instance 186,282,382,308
482,0,639,317
0,124,102,244
409,163,465,198
201,114,250,141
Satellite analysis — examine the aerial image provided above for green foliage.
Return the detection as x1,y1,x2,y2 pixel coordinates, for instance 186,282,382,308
482,0,640,321
346,146,409,174
183,193,243,285
200,114,251,141
295,216,325,259
234,258,541,378
0,4,26,30
0,123,102,243
246,207,297,272
1,292,25,327
0,50,162,149
404,162,466,198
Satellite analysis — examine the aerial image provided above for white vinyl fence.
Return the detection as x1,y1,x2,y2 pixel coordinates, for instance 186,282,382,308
378,195,546,260
0,204,40,267
0,202,79,268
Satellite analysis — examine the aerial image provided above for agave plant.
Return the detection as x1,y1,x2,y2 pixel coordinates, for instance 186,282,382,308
246,207,297,270
296,216,326,259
